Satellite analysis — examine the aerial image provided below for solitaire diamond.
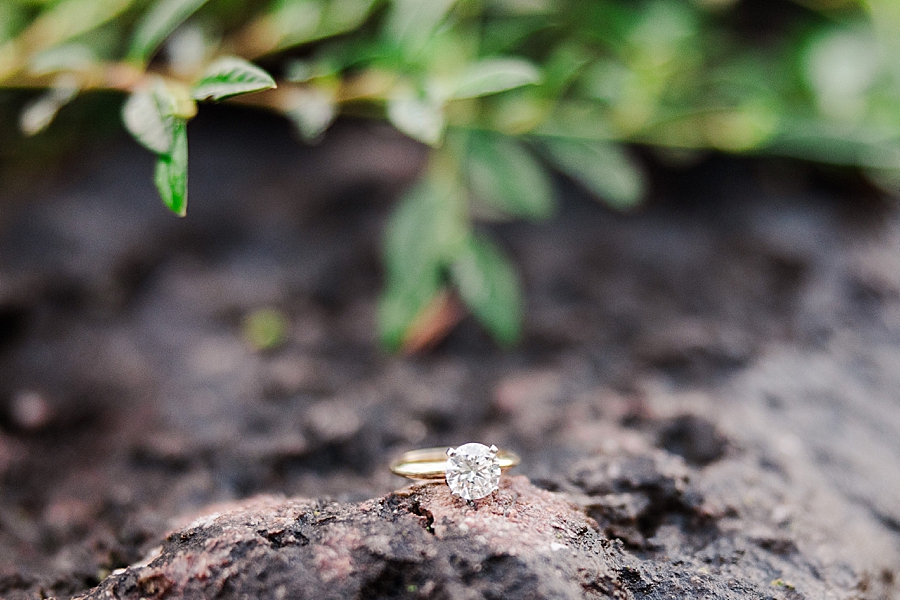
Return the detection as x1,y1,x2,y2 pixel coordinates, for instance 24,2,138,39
445,443,501,500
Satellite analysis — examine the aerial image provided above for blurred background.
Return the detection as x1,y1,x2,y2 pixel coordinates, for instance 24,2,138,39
0,0,899,598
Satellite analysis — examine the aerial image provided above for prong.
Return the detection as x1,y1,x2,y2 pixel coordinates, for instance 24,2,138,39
446,447,456,457
489,445,498,453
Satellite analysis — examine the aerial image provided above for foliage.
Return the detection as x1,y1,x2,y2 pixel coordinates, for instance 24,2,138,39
0,0,898,350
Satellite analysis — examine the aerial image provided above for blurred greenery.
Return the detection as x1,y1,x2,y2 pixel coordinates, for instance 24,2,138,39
0,0,897,349
244,307,290,350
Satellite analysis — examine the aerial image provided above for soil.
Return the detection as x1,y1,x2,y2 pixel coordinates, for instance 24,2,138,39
0,109,898,599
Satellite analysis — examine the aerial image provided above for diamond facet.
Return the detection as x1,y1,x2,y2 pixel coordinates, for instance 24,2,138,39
445,442,501,500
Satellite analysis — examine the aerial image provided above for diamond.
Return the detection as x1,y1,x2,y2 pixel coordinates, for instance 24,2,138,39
445,443,501,500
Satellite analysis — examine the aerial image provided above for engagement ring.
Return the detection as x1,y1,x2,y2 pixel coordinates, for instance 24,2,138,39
390,443,520,500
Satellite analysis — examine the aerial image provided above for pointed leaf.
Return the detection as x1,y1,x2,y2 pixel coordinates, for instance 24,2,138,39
285,56,342,83
387,87,444,145
285,59,316,83
320,0,379,34
541,138,645,211
122,79,179,154
385,0,455,55
19,74,79,136
379,173,468,349
285,87,337,142
383,178,460,282
452,57,541,99
127,0,210,63
28,43,97,75
22,0,136,51
379,179,446,349
192,56,276,101
378,278,445,351
20,94,64,136
165,25,214,77
154,118,188,216
0,3,26,45
541,43,592,93
450,234,522,346
467,132,554,220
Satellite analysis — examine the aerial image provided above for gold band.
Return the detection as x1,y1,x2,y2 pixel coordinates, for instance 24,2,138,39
389,446,520,480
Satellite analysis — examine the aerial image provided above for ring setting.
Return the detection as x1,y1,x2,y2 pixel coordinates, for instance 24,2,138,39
390,442,520,500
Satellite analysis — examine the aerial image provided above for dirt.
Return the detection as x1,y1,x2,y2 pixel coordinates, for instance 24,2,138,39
0,108,898,599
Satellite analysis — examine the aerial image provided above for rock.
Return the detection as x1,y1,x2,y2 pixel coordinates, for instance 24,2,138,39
83,477,604,599
657,414,728,466
80,471,870,599
78,478,611,600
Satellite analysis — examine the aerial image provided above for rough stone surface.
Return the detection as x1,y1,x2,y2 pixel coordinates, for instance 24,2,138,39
78,478,604,600
0,110,897,598
76,472,865,600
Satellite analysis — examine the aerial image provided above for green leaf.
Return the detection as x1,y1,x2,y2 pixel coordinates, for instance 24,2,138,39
450,234,522,346
320,0,378,35
540,138,645,211
285,60,315,83
243,308,289,351
383,178,460,282
379,179,447,349
541,42,592,93
767,118,900,169
284,86,337,142
192,56,276,101
122,79,179,154
28,43,97,75
467,132,555,220
126,0,210,63
387,86,444,145
154,119,188,216
261,0,377,53
486,88,551,135
22,0,136,51
0,3,27,45
378,278,444,351
385,0,456,55
262,0,322,51
19,74,78,135
379,173,468,349
452,57,541,100
285,55,343,83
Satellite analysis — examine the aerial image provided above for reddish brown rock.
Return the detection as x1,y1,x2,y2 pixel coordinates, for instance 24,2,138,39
79,467,872,600
77,478,614,599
